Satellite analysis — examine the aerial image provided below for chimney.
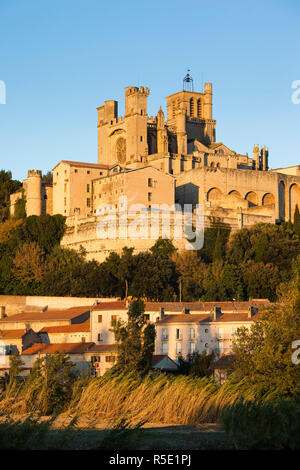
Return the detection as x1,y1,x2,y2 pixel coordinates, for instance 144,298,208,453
160,307,165,320
212,306,221,321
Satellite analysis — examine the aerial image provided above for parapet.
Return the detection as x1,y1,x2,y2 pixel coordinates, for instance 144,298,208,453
27,170,42,178
125,86,149,97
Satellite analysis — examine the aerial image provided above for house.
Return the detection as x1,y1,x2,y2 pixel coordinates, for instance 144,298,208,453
0,307,91,332
211,355,236,384
154,306,261,361
84,344,118,376
21,342,95,375
38,320,90,344
90,300,269,351
0,328,41,354
151,355,178,372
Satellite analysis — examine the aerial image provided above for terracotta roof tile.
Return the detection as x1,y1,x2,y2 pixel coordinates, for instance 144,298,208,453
87,344,117,353
22,342,95,355
0,307,90,323
39,321,90,334
53,160,110,170
158,313,258,324
93,300,270,313
0,329,29,339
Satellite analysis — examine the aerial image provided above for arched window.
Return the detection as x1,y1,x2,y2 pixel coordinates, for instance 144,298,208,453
197,99,202,118
172,101,176,118
190,98,194,116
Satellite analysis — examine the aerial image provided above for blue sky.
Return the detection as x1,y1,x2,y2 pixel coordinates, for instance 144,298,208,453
0,0,299,181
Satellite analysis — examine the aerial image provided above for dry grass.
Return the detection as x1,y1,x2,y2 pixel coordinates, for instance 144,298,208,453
66,372,255,425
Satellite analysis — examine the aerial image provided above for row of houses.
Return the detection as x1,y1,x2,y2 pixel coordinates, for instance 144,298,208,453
0,299,271,377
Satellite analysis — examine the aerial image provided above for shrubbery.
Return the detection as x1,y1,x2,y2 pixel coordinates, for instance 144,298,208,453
222,398,300,450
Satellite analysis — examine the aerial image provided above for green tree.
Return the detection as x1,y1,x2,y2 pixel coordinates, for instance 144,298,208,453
150,238,176,259
111,300,156,375
25,352,76,415
294,204,300,238
14,191,26,219
232,291,300,397
0,170,22,222
8,353,25,384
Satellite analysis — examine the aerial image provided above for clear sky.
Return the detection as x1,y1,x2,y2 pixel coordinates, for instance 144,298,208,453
0,0,299,181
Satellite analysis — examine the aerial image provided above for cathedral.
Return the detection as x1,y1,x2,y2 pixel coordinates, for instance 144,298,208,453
10,74,300,261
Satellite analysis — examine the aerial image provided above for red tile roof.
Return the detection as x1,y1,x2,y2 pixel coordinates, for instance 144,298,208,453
0,307,90,323
87,344,117,353
0,329,29,339
158,313,258,324
22,342,95,355
93,300,270,313
39,321,90,334
53,160,110,170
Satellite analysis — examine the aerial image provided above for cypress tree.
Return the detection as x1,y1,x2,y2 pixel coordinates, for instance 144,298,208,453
294,204,300,238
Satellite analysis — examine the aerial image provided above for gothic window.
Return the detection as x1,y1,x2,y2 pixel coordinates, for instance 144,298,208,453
172,101,176,118
190,98,194,116
116,137,126,164
197,99,202,118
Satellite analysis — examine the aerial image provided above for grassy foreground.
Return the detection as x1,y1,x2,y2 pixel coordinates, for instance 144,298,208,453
0,371,270,425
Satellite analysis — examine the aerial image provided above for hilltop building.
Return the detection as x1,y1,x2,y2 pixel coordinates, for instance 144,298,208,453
10,74,300,261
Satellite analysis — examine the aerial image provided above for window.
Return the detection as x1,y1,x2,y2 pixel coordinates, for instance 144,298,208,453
87,170,90,174
87,184,90,193
144,314,150,321
189,342,196,354
87,198,90,207
98,333,103,341
217,328,224,339
140,136,143,142
176,328,182,340
197,99,202,118
111,315,117,326
75,169,78,173
81,337,86,343
218,342,224,355
205,343,209,348
91,356,100,363
162,342,168,354
100,171,103,175
106,356,116,363
64,197,66,206
64,183,67,192
205,328,209,333
162,328,168,340
190,98,194,116
148,178,152,187
190,327,195,340
98,315,102,323
176,342,182,355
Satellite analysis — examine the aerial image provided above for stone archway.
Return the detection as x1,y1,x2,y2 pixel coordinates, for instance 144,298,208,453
245,191,258,207
262,192,275,206
289,183,300,221
207,187,223,206
229,190,241,198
